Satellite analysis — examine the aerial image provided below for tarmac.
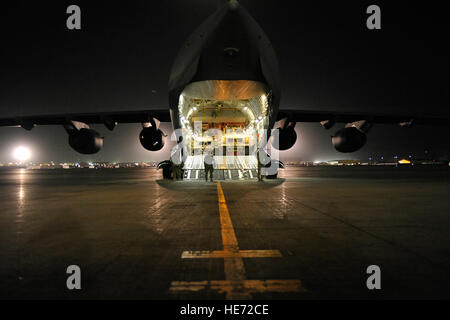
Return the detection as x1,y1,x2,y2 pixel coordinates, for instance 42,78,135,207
0,166,449,299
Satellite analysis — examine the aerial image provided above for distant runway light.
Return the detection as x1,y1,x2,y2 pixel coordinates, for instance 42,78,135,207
13,146,31,162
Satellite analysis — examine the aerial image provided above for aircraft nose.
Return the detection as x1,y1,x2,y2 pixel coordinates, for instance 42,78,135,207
229,0,239,10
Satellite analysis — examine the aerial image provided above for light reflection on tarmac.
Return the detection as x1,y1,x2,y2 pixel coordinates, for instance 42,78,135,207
0,166,449,299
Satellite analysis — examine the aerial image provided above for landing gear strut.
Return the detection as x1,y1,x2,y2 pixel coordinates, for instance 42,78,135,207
157,160,173,179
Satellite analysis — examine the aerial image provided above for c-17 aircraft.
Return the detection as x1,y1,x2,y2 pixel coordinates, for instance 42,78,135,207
1,0,449,178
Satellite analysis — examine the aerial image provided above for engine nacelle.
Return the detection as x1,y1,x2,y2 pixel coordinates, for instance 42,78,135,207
68,128,103,154
332,127,367,153
140,127,165,151
271,127,297,151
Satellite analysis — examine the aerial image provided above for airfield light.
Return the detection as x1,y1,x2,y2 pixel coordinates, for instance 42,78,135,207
13,146,31,162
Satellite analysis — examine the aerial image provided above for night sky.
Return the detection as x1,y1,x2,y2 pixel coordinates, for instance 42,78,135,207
0,0,449,163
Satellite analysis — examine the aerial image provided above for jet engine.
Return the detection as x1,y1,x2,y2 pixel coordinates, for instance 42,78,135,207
272,126,297,151
139,127,165,151
68,128,103,154
332,127,367,153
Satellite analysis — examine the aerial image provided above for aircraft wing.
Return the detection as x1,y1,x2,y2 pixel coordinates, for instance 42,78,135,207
277,109,450,126
0,110,172,130
2,108,449,129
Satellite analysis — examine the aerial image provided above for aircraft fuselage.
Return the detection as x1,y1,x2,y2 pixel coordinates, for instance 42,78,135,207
167,1,281,161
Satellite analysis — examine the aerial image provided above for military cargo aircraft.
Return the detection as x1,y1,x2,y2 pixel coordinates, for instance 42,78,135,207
1,0,448,178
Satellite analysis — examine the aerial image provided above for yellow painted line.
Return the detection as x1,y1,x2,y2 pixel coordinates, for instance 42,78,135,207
217,181,250,299
169,281,209,292
181,249,283,259
217,182,239,252
170,280,305,295
170,182,303,299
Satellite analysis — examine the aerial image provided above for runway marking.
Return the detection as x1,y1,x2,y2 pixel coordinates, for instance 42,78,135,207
215,181,251,299
170,280,304,295
217,181,239,251
169,182,303,299
181,249,282,259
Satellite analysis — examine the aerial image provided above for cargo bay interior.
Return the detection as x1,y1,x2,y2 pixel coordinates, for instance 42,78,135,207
178,80,271,173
